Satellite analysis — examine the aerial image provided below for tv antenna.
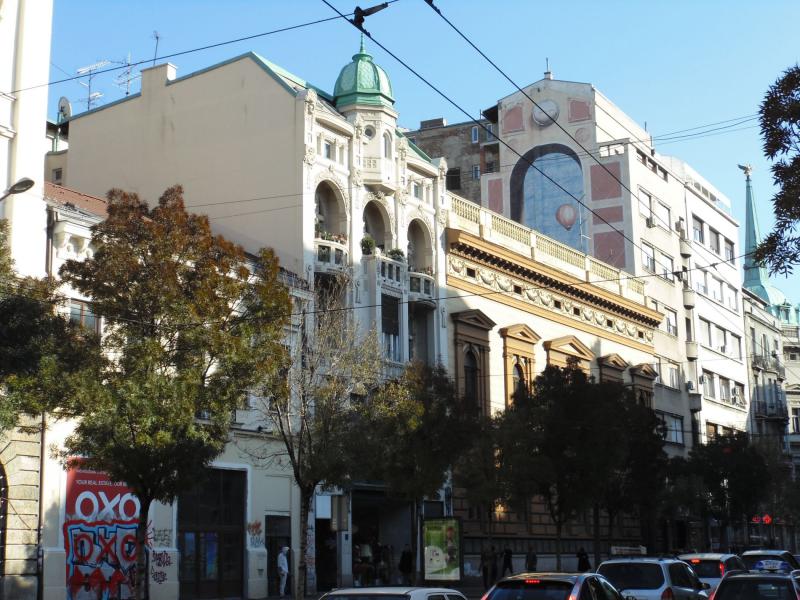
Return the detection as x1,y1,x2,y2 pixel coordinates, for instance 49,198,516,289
152,31,161,66
76,60,110,110
113,52,141,96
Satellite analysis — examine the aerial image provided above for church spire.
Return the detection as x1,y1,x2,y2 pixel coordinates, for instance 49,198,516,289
741,163,769,290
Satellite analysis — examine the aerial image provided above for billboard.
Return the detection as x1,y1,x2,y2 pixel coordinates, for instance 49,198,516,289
64,465,140,600
423,518,462,582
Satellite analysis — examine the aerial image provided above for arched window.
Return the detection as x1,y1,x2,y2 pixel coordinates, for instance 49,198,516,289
383,133,392,159
464,350,479,407
513,362,526,397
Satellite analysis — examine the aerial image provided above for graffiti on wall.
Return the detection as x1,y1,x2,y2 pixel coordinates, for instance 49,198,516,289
247,520,264,548
150,550,172,585
64,466,140,600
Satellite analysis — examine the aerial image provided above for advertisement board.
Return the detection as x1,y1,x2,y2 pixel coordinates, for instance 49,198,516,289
63,465,140,600
423,518,462,582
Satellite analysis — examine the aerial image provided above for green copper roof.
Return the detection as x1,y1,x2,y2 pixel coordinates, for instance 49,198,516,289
333,37,394,109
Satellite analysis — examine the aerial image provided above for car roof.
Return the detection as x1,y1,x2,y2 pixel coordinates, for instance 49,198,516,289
678,553,737,560
723,572,794,580
499,573,580,584
599,557,676,564
326,587,463,595
742,550,791,556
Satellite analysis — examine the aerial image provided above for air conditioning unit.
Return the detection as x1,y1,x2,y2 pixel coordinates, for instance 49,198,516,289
646,217,657,228
686,381,695,391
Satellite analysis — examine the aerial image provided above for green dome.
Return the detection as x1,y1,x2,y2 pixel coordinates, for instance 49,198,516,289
333,38,394,109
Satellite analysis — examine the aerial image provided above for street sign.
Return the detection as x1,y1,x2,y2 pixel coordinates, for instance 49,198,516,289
763,514,773,525
752,516,762,524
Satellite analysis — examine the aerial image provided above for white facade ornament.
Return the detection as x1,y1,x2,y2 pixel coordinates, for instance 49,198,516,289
303,88,318,116
303,145,316,165
353,114,365,139
351,166,363,187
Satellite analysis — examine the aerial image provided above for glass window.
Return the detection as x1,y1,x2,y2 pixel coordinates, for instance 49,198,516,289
727,285,738,310
715,325,727,352
464,350,478,406
659,253,675,281
724,239,735,262
703,371,715,398
597,563,665,591
655,201,670,230
714,580,793,600
472,165,481,180
711,277,724,302
324,141,332,159
69,299,99,333
719,377,730,401
793,408,800,433
446,168,461,191
489,580,572,600
665,309,678,336
709,229,721,254
730,335,741,359
695,270,708,295
658,413,684,445
642,243,655,272
692,216,705,243
413,182,422,199
668,563,693,588
665,361,680,388
700,318,712,346
638,190,652,217
471,126,479,143
383,133,392,158
485,124,495,141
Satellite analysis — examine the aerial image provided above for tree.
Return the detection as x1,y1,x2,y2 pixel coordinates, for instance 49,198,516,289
0,219,102,433
755,64,800,274
246,275,384,598
58,186,290,600
355,362,479,583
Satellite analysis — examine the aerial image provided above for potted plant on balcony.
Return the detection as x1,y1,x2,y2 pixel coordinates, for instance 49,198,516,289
387,248,405,262
360,235,376,255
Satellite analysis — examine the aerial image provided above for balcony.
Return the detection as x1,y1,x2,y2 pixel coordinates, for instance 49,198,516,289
314,237,349,275
408,270,435,306
382,332,401,363
376,255,406,288
753,400,789,420
680,237,693,258
682,287,696,309
686,341,699,361
362,156,396,193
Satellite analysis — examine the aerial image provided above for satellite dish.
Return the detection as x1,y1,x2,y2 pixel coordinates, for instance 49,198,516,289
58,96,72,121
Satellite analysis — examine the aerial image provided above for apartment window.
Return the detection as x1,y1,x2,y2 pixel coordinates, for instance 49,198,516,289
642,243,656,272
471,126,479,143
323,141,332,160
383,133,392,159
793,408,800,433
486,160,497,173
706,422,719,441
703,371,715,398
52,168,63,185
715,325,727,352
692,216,705,243
711,276,724,302
730,334,742,359
638,189,652,217
709,228,721,254
685,317,693,342
655,201,670,230
663,360,680,389
727,285,738,310
471,165,480,180
665,308,678,336
724,239,735,263
733,383,744,406
700,318,712,347
695,269,708,295
658,412,684,445
412,182,422,199
485,123,495,141
446,168,461,191
659,252,675,281
719,377,731,402
69,299,99,333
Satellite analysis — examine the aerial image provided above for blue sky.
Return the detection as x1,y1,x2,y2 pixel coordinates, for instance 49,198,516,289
47,0,800,300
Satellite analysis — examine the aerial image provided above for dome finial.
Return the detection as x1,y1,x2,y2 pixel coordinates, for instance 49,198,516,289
360,32,366,54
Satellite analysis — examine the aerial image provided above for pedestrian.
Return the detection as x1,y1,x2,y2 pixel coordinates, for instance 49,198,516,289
576,547,591,572
278,546,289,597
502,546,513,576
490,545,498,585
525,545,538,572
399,544,413,585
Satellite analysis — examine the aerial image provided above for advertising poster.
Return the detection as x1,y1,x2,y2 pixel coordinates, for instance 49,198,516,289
423,518,462,582
63,465,140,600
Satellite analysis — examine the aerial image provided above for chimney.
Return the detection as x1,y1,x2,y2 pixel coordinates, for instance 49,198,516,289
140,62,177,95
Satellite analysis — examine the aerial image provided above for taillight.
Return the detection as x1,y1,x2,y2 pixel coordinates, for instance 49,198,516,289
719,561,725,577
661,586,674,600
525,580,541,584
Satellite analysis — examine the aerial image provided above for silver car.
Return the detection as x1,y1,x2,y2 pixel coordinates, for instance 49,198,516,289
320,587,467,600
677,554,746,591
597,557,710,600
486,572,626,600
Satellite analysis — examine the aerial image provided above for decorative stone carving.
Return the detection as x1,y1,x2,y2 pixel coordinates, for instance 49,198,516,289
353,114,365,139
351,166,363,187
436,208,447,227
303,145,316,165
302,88,318,116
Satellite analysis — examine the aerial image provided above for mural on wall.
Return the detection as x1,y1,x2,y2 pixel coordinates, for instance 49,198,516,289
64,465,140,600
510,143,588,253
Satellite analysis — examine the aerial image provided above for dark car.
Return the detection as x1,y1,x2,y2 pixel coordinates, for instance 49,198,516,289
485,573,624,600
709,570,800,600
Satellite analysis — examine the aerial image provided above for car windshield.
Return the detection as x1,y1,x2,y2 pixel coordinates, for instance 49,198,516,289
488,580,573,600
743,554,800,571
686,560,722,578
714,579,795,600
597,563,665,590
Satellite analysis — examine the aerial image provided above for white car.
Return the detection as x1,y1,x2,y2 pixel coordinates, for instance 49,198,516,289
677,554,746,591
320,587,467,600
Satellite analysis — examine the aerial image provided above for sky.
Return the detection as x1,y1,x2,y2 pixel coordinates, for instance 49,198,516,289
46,0,800,300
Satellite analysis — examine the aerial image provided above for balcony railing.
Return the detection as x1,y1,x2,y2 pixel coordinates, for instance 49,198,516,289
377,255,406,286
409,270,435,305
314,238,349,274
752,400,789,420
383,332,401,362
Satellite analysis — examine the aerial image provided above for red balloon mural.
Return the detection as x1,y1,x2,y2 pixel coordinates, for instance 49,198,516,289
555,203,578,230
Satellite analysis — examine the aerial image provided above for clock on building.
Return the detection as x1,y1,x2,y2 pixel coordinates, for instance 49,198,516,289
532,99,560,126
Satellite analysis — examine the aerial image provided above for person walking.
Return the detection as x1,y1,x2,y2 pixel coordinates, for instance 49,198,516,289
502,546,513,576
525,546,538,572
576,547,591,572
399,544,413,585
278,546,289,597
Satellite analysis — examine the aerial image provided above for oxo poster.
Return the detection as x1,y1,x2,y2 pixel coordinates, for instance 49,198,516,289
63,466,140,600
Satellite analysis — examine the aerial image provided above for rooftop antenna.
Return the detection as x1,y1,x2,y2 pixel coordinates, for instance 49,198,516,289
152,31,161,66
76,60,110,110
113,52,141,96
544,57,553,80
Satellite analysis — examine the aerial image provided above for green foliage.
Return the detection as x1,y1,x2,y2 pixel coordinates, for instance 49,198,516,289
56,186,290,599
360,234,376,255
755,64,800,274
0,220,102,433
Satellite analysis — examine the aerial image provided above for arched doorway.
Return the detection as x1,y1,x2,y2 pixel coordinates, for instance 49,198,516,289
315,182,346,238
363,201,391,251
406,219,432,272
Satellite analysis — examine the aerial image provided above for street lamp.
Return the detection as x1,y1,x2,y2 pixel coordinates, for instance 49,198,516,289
0,177,35,202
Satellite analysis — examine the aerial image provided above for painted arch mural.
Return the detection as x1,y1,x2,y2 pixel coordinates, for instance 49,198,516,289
510,143,588,253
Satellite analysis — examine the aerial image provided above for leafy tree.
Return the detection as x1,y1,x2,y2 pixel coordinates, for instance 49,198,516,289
58,186,290,600
247,275,383,598
0,220,102,433
355,362,479,582
755,64,800,274
687,432,771,551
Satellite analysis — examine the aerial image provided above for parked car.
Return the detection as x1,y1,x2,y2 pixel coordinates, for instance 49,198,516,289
597,557,710,600
677,554,746,591
709,570,800,600
320,587,467,600
483,572,625,600
740,550,800,573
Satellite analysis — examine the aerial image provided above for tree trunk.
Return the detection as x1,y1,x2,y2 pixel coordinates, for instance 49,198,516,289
135,497,152,600
411,499,421,585
296,489,313,600
593,503,601,568
555,521,562,571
